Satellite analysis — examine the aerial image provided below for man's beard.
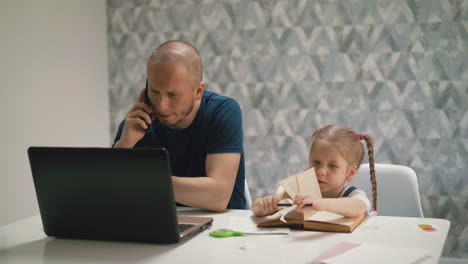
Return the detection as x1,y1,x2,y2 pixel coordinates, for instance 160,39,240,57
161,100,195,130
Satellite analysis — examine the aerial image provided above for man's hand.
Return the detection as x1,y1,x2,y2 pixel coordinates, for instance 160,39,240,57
114,88,156,148
251,196,280,217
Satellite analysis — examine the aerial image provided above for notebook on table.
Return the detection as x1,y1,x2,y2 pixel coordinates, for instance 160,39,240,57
27,147,213,243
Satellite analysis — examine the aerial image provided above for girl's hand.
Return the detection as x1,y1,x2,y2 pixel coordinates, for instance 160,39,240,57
251,196,280,217
293,194,320,212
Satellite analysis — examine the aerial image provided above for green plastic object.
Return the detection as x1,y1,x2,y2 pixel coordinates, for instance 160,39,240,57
209,229,244,238
209,229,289,238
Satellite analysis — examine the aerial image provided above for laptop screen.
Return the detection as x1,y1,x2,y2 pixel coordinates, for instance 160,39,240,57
28,147,185,243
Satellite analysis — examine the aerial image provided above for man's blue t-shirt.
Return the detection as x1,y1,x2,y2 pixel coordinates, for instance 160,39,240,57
113,90,246,209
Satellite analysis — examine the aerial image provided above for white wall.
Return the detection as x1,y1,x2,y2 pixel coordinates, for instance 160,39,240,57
0,0,109,226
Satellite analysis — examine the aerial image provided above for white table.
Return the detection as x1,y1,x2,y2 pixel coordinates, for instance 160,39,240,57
0,209,450,264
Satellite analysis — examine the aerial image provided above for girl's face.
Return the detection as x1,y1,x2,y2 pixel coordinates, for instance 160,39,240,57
309,139,357,198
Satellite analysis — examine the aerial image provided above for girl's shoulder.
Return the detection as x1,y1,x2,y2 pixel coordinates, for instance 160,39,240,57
342,185,372,214
341,185,370,203
341,185,363,198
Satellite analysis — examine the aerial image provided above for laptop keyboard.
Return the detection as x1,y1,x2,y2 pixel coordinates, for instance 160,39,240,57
178,223,195,233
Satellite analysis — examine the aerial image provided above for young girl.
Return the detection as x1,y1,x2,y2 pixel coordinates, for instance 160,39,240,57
251,125,377,218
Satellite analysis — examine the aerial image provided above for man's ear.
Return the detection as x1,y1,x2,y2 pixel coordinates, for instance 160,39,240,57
194,82,204,100
346,165,358,181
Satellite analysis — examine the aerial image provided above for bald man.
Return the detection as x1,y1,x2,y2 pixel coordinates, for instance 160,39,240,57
113,40,246,211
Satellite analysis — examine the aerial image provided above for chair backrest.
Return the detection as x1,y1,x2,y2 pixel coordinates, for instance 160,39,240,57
244,179,252,209
349,163,424,218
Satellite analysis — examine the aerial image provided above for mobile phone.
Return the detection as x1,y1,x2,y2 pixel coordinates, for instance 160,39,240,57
144,78,151,105
144,78,152,134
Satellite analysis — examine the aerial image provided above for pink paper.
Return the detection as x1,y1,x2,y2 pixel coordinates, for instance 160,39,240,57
313,242,360,262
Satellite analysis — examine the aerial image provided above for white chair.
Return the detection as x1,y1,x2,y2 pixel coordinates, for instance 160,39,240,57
349,163,424,217
244,179,252,209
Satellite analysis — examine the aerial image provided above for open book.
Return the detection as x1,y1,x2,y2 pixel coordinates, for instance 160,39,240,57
257,168,365,233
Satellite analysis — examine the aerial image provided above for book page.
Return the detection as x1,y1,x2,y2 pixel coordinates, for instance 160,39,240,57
278,175,301,198
303,207,318,219
305,211,356,226
278,168,322,199
297,168,322,198
264,206,302,222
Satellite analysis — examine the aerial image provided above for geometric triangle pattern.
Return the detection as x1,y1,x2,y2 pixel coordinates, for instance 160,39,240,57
107,0,468,257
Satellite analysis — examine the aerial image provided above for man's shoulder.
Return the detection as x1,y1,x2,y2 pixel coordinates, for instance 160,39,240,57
203,90,238,105
202,90,241,113
198,90,243,132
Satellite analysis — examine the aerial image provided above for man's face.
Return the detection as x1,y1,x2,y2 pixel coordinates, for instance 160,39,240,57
147,63,201,130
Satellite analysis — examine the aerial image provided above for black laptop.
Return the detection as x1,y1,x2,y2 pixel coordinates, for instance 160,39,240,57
27,147,213,243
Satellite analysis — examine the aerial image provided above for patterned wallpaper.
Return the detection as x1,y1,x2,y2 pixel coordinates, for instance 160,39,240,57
107,0,468,258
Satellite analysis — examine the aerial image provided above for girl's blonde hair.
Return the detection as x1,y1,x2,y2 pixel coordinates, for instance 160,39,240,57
310,125,377,211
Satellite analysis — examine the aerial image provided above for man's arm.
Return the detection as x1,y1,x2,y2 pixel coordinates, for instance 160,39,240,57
171,152,240,212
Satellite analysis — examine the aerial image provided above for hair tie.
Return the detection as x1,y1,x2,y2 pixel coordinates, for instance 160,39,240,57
359,134,365,140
